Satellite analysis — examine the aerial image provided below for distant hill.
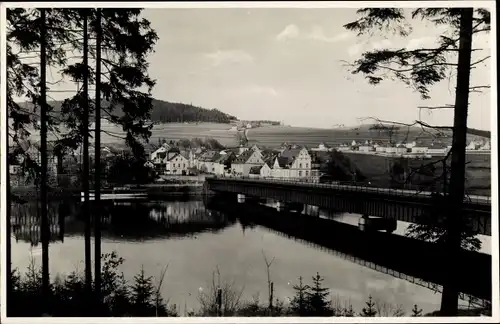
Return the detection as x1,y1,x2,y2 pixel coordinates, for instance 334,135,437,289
17,99,238,124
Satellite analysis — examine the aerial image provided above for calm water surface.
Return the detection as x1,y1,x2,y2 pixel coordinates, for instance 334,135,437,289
10,198,489,315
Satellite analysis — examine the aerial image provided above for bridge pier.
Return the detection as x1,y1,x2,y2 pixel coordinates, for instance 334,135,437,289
358,214,397,233
276,201,304,213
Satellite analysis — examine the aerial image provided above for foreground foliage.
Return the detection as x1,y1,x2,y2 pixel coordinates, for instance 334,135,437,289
7,252,490,317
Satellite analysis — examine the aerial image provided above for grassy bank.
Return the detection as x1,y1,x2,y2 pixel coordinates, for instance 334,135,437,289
344,153,491,196
7,252,490,317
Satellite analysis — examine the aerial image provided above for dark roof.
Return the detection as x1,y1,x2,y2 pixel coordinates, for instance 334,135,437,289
249,166,263,174
215,152,235,164
262,154,276,167
167,153,189,162
232,149,255,164
198,150,219,162
276,156,290,168
168,147,180,153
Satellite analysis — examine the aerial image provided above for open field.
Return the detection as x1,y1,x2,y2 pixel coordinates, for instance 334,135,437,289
246,125,485,148
23,122,240,147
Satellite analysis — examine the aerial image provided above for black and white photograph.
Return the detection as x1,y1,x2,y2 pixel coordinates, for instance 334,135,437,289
0,1,497,320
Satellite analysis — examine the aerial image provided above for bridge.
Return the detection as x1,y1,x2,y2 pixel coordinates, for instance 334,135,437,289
204,177,492,236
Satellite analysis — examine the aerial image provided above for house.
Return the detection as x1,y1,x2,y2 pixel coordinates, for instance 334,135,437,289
312,142,331,152
197,151,221,174
213,152,236,175
358,143,374,153
250,144,261,153
375,141,387,153
231,149,265,176
249,165,263,179
427,142,449,155
259,162,273,178
385,143,397,154
385,143,407,155
150,143,172,162
270,147,314,179
405,141,417,149
144,160,155,169
479,140,490,151
466,139,482,150
337,143,351,152
165,152,190,175
411,142,429,154
282,147,311,178
271,156,291,178
238,144,250,155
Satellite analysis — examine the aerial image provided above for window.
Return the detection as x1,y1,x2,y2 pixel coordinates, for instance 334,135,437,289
306,163,308,168
306,171,309,176
299,171,302,176
299,163,302,168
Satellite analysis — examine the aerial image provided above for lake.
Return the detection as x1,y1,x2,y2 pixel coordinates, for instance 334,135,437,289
9,198,490,316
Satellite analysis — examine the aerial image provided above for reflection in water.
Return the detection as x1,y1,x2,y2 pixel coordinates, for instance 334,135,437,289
11,199,235,245
10,197,479,314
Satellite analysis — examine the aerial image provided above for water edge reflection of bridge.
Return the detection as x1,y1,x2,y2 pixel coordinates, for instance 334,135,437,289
205,177,492,236
204,198,491,306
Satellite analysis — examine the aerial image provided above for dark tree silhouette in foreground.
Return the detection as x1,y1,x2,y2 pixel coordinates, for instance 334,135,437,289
412,304,423,317
289,276,311,316
343,8,490,315
306,272,333,316
360,295,377,317
6,7,158,314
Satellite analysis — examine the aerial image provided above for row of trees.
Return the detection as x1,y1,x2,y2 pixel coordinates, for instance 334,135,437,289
343,7,490,315
6,7,159,314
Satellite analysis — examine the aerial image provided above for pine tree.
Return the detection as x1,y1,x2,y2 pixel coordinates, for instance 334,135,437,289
289,276,311,316
130,266,156,316
411,304,423,317
306,272,332,316
343,304,355,317
360,295,377,317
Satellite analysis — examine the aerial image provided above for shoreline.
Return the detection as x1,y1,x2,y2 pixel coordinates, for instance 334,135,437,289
10,183,207,201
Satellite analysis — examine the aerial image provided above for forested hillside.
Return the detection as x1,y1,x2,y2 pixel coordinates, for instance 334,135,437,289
17,99,238,124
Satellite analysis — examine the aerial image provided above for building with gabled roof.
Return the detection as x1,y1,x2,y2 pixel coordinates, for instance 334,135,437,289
213,151,236,175
165,153,190,175
231,149,264,176
196,150,221,174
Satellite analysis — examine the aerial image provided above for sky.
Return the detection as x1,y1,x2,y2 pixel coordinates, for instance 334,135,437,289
28,6,494,130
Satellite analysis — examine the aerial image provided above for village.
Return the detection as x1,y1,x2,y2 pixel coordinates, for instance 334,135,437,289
8,135,491,187
145,136,491,181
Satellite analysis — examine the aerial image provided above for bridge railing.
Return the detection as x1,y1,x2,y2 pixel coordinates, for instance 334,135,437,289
205,175,491,205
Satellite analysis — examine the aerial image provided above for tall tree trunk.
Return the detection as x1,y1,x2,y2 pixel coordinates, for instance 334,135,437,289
39,7,50,304
440,8,473,316
6,159,12,305
82,11,92,295
94,7,103,306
